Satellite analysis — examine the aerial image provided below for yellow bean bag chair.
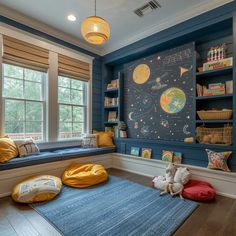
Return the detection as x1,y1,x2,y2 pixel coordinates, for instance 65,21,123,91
62,163,108,188
12,175,62,203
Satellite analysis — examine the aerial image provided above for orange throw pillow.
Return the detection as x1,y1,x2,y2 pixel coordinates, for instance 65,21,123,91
96,132,115,147
0,137,18,163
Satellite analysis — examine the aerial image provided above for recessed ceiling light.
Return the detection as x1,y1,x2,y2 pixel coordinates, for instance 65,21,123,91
67,14,77,22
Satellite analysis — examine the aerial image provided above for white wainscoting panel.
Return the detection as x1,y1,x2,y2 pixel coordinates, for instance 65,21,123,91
112,153,236,199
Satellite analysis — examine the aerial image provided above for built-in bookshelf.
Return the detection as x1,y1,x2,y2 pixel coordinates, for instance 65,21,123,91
195,32,234,146
103,72,123,137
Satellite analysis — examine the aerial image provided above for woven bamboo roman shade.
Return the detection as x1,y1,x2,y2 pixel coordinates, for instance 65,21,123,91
58,54,90,81
3,35,49,71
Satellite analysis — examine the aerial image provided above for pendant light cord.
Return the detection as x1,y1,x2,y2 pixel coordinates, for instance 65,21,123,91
95,0,97,16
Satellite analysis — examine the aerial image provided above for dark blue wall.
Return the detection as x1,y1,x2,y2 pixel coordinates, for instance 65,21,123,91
102,1,236,172
0,16,103,131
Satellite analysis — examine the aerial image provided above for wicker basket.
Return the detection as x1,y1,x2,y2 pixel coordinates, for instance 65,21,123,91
197,110,232,120
196,124,232,145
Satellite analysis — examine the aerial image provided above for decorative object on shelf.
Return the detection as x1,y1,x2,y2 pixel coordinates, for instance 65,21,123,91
206,149,231,172
81,0,110,45
130,147,140,156
203,57,233,71
197,67,203,72
141,148,152,159
184,137,194,142
226,80,233,94
104,97,119,106
108,111,117,122
196,124,232,145
207,44,227,62
197,109,232,120
162,150,174,162
173,152,182,164
197,83,226,97
118,121,127,138
107,79,119,90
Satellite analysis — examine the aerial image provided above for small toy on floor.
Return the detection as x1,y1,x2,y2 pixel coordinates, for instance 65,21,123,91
153,163,191,199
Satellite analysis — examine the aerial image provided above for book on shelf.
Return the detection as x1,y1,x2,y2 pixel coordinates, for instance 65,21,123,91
108,111,117,122
104,97,119,106
119,130,127,138
106,79,119,90
203,57,233,71
226,80,233,94
197,83,226,97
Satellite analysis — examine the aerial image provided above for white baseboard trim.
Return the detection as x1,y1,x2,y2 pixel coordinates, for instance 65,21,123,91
0,154,113,198
112,153,236,199
1,153,236,199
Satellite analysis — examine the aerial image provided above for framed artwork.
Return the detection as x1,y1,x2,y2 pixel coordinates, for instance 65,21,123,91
130,147,140,156
173,152,182,164
141,148,152,159
162,150,174,162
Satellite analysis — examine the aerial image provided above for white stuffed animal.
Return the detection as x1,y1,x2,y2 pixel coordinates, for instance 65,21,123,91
152,164,191,199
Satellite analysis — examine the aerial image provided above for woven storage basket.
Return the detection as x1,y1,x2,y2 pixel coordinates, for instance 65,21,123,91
197,110,232,120
196,124,232,145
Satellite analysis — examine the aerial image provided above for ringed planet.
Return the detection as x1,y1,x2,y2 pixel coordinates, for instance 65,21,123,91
133,64,150,84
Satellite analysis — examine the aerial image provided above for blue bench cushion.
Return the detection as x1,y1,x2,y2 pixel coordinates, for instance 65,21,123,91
0,147,115,171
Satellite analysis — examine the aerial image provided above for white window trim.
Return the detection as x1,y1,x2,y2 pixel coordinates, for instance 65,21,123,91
0,24,94,145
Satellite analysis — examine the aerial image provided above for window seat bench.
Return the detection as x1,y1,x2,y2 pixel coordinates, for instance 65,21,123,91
0,147,116,171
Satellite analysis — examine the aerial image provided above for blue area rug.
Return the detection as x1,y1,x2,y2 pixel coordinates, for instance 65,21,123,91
31,176,198,236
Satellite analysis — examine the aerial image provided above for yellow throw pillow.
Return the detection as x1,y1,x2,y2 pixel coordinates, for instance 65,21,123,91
12,175,62,203
0,137,18,163
96,132,115,147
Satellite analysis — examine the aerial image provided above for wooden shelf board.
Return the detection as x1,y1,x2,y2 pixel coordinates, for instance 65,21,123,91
196,94,233,100
104,106,119,109
196,119,233,123
104,88,119,93
196,66,233,78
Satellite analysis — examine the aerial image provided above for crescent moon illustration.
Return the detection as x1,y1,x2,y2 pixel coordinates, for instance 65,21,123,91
128,112,134,121
183,125,191,135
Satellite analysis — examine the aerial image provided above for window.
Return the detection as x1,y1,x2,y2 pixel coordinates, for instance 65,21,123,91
2,64,46,141
58,76,87,139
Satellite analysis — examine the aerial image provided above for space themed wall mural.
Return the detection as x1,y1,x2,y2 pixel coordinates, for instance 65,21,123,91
124,43,195,141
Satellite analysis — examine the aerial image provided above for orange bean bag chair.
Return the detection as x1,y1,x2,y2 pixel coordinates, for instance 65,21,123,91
62,163,108,188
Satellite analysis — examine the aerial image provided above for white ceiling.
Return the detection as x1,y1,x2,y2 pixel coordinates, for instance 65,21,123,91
0,0,233,55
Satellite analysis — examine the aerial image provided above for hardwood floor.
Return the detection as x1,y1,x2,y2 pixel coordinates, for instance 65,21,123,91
0,168,235,236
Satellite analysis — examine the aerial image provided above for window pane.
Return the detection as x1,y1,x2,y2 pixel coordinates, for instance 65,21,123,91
73,123,83,135
25,81,42,100
71,80,83,90
73,107,83,122
3,78,23,98
58,76,70,88
71,89,83,105
5,100,25,122
26,102,43,121
4,64,23,79
58,87,71,103
5,122,24,138
26,122,43,140
59,122,72,139
59,105,72,122
24,68,42,82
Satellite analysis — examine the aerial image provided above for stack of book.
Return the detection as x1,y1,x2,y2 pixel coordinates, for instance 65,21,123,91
108,111,117,122
197,83,226,97
107,79,119,90
104,97,119,106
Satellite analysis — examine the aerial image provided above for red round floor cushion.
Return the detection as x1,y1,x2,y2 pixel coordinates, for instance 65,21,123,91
183,179,216,201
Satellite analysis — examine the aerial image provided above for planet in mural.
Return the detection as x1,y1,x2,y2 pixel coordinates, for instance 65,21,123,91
160,87,186,114
133,64,150,84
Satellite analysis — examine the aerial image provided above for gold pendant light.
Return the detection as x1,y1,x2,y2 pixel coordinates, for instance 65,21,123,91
81,0,110,45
